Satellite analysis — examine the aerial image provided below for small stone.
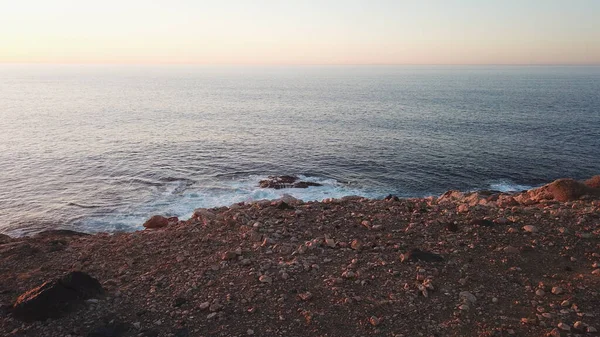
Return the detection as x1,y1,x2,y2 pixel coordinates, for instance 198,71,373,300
207,312,217,319
222,251,237,260
560,299,570,307
573,321,585,331
199,302,210,310
351,240,362,251
133,322,141,330
324,238,336,248
491,297,498,303
535,289,545,296
588,326,597,333
458,304,470,311
523,225,538,233
592,269,600,275
551,286,564,295
369,316,382,326
557,322,571,331
259,275,272,284
247,329,255,335
459,291,477,303
549,328,561,337
298,292,313,301
504,246,520,254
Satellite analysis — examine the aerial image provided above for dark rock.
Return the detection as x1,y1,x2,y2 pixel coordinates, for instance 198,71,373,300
167,216,179,224
0,233,12,244
294,181,323,188
173,297,187,307
446,223,459,232
402,249,444,263
259,176,323,189
276,201,295,210
141,330,160,337
88,321,130,337
173,327,190,337
12,271,104,321
470,219,495,227
384,194,400,202
143,215,169,229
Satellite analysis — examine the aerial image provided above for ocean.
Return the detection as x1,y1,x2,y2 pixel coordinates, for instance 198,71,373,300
1,65,599,236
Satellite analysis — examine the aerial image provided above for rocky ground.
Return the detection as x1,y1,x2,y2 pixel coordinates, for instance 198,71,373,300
0,177,599,337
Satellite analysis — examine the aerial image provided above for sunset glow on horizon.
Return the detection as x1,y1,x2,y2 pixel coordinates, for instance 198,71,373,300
1,0,599,65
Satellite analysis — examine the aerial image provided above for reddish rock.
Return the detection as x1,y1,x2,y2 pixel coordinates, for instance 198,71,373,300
525,178,597,202
143,215,169,229
584,175,600,189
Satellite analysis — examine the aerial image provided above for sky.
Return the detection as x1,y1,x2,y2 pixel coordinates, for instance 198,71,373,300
1,0,599,65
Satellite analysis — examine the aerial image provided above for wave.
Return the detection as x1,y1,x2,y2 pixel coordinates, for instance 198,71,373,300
488,181,533,192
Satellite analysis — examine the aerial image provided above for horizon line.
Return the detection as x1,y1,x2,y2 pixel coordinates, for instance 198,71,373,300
1,61,600,67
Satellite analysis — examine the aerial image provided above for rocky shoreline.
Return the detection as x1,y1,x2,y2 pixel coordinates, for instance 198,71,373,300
1,177,599,337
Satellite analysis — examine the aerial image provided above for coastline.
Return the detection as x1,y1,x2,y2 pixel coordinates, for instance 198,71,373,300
1,177,599,336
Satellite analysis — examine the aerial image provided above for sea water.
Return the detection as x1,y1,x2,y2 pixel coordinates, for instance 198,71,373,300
1,65,599,235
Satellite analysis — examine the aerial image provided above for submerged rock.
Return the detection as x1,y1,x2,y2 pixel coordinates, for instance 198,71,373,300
259,176,322,189
12,271,104,321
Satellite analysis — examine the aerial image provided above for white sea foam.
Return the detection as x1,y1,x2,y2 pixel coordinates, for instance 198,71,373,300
82,175,382,233
489,181,533,193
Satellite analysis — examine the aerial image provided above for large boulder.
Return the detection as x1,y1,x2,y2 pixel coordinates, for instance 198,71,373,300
523,178,598,202
143,215,169,229
12,271,104,321
0,233,12,244
259,176,322,189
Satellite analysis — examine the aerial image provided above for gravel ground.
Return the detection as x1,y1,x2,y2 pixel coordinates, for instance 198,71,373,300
1,182,599,337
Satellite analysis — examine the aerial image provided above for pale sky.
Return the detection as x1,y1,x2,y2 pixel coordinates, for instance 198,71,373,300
1,0,599,65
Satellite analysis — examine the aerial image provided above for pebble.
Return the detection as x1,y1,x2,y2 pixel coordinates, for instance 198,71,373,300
573,321,585,330
459,291,477,303
325,238,336,248
523,225,538,233
549,328,561,337
351,240,362,250
504,246,520,254
551,286,564,295
592,269,600,275
560,299,570,307
588,326,598,333
259,275,273,284
369,316,382,326
491,297,498,303
207,313,217,320
557,322,571,331
535,289,545,296
199,302,210,310
247,329,255,335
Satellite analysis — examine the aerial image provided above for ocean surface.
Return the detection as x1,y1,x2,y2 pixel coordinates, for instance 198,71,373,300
1,65,599,236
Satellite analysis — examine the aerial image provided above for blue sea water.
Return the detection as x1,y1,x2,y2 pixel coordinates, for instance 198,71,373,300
0,65,599,236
